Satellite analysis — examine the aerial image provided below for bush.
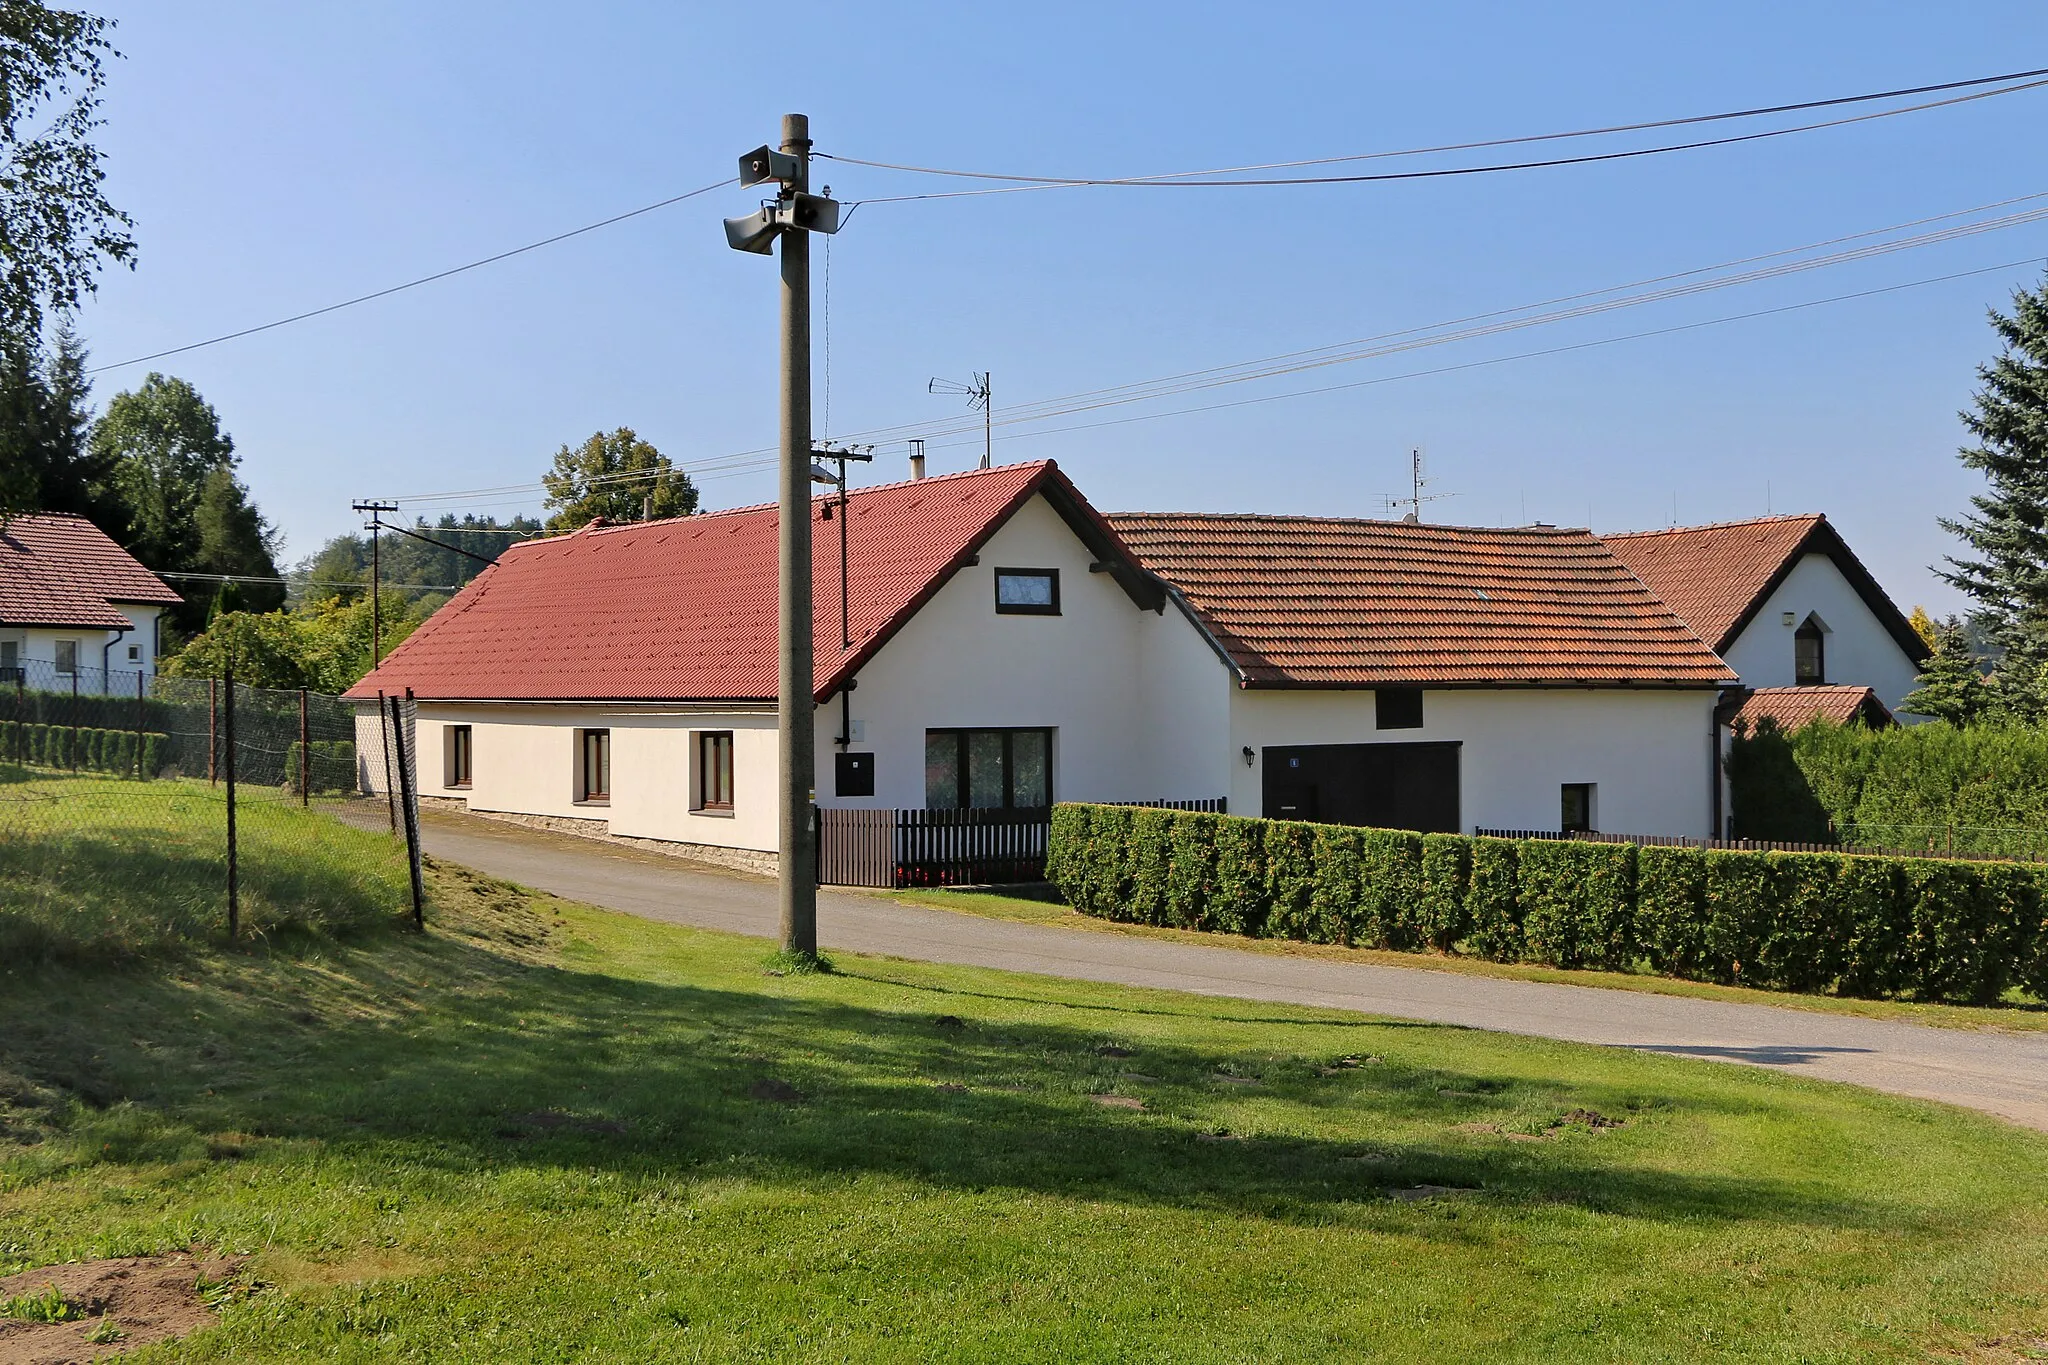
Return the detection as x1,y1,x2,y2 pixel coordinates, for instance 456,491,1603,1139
1519,840,1636,970
0,721,168,777
1417,834,1472,952
1045,803,2048,1005
1464,838,1523,962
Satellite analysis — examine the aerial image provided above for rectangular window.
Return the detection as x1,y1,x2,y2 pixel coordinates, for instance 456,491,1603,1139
1376,686,1424,729
126,644,141,662
446,725,472,788
696,731,734,811
578,728,610,803
993,568,1061,615
1561,783,1595,834
54,640,77,675
924,728,1053,809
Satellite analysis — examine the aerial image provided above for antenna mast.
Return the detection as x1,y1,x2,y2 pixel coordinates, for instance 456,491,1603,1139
929,371,992,469
1377,447,1455,522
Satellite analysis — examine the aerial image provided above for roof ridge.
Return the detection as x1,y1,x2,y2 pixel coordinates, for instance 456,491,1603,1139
505,461,1055,553
1601,513,1825,539
1109,510,1589,537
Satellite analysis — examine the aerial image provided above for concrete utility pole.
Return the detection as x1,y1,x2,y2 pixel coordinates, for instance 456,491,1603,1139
352,500,399,666
725,113,846,962
777,112,818,959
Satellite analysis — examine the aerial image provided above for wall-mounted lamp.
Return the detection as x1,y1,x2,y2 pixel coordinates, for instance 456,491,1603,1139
1781,611,1796,627
1242,745,1256,767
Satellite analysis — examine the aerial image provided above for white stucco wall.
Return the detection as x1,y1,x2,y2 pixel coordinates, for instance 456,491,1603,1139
1720,552,1923,709
360,702,780,852
814,493,1228,810
1227,687,1719,837
3,605,160,694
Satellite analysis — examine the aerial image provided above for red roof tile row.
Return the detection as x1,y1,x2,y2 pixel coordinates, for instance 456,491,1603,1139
1107,513,1734,688
0,513,181,629
1724,685,1894,731
1600,515,1825,652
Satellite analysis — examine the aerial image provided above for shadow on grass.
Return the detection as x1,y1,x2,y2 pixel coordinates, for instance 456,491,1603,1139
0,921,1930,1238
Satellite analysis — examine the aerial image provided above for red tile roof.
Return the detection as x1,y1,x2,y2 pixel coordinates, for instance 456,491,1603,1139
1600,515,1824,651
0,513,181,629
1601,514,1927,662
1724,685,1894,731
345,461,1154,703
1105,513,1734,688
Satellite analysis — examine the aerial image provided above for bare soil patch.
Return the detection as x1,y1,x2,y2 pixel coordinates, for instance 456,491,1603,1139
0,1252,242,1363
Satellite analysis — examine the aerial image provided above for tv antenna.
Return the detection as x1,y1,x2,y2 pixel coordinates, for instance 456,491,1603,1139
1377,447,1456,522
929,371,992,469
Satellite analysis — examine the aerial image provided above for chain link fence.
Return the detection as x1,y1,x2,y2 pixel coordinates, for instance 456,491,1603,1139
0,659,422,963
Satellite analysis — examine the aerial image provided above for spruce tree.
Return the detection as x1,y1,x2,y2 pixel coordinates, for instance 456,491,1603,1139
1899,617,1992,725
1939,273,2048,719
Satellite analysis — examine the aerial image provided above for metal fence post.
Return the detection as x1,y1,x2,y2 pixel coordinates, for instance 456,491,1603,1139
208,677,218,784
224,664,238,940
133,667,145,779
68,668,78,770
393,689,425,928
378,688,396,834
299,687,310,806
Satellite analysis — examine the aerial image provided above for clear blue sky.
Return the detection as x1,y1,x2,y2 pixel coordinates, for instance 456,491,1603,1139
75,1,2048,614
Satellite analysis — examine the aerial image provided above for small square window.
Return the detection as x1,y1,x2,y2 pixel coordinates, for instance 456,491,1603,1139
577,728,610,803
446,725,472,788
126,644,141,662
1376,687,1424,729
696,731,734,811
994,568,1060,615
1562,783,1595,834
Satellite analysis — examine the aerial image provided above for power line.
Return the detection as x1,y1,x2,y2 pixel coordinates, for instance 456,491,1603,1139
824,70,2048,200
87,177,736,375
911,256,2047,453
153,570,467,591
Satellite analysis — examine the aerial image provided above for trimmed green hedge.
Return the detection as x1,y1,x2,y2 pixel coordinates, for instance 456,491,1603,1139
1047,803,2048,1005
0,721,168,777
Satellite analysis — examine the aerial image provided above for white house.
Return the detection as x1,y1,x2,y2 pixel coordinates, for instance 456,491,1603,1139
0,513,182,694
348,461,1736,862
1603,514,1929,724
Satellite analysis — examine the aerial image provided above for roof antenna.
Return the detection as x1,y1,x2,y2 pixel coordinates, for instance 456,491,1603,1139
1377,446,1454,523
929,372,992,469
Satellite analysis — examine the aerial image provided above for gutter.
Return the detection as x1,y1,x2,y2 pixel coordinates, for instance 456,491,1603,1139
101,624,129,692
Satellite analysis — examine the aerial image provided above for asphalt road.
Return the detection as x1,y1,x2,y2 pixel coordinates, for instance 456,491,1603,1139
414,810,2048,1133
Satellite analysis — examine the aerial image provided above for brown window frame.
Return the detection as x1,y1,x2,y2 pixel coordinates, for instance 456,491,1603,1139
446,724,473,789
696,730,734,812
924,727,1053,810
577,728,610,804
993,567,1061,616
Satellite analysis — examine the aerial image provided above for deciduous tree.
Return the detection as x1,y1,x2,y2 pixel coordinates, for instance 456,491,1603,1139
541,427,697,530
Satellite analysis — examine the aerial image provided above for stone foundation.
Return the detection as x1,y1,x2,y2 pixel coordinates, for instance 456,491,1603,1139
418,796,778,878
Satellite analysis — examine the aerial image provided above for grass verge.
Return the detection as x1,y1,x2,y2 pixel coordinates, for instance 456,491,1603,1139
2,859,2047,1361
0,774,409,963
882,884,2048,1034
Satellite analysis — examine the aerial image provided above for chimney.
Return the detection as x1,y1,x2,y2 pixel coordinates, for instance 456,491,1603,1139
909,438,927,481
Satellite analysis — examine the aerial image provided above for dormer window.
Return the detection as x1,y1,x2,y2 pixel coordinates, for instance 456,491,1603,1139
1794,615,1826,685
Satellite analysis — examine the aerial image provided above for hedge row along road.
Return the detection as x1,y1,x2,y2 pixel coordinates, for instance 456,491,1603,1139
1050,804,2048,1006
407,808,2048,1132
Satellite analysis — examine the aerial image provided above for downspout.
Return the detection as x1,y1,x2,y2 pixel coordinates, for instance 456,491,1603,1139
835,678,858,748
102,624,129,695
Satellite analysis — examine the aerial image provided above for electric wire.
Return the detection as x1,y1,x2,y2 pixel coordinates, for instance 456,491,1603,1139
820,66,2048,199
911,257,2047,455
87,178,736,374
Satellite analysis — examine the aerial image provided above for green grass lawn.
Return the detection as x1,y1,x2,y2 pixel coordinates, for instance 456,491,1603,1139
883,883,2048,1034
0,770,408,963
4,859,2048,1362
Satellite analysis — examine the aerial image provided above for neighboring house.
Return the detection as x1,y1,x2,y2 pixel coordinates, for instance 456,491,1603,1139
347,461,1735,858
1602,514,1929,714
0,513,182,693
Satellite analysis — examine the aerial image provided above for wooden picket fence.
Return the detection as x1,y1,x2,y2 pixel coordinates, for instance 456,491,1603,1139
818,797,1228,888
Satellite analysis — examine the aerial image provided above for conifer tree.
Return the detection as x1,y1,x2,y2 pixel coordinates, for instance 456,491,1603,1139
1939,273,2048,720
1899,617,1992,725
